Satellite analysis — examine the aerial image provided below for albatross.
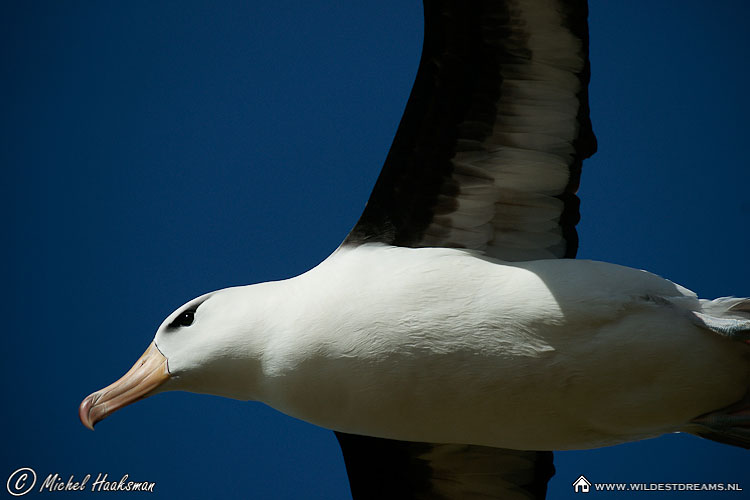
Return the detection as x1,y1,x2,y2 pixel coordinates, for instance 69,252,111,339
80,1,750,498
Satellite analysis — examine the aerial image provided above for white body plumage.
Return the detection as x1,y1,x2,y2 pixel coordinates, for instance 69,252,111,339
156,244,749,450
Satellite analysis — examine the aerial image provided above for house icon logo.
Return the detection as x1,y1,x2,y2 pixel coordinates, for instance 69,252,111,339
572,475,592,493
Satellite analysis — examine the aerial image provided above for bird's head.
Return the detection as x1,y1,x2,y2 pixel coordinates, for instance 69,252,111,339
79,285,273,430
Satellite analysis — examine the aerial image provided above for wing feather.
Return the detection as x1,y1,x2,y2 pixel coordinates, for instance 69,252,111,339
343,0,596,260
336,432,555,500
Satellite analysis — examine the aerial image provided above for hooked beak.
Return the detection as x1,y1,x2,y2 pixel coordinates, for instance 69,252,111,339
79,342,169,430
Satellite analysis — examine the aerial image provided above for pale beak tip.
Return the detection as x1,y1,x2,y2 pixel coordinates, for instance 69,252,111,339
79,393,97,431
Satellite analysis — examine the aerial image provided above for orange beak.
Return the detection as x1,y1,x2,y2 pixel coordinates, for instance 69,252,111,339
79,342,170,430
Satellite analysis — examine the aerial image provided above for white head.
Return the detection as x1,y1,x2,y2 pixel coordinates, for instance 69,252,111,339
79,284,280,429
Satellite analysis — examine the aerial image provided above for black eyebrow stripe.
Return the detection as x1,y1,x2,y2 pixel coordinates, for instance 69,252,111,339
166,299,207,330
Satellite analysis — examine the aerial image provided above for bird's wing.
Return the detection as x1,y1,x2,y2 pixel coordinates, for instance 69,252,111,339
336,1,596,497
336,432,555,500
343,0,596,261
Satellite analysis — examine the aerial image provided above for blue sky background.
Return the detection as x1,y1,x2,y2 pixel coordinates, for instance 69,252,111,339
3,1,749,498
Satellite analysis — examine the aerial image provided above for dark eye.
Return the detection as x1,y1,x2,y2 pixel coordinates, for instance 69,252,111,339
170,310,195,328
